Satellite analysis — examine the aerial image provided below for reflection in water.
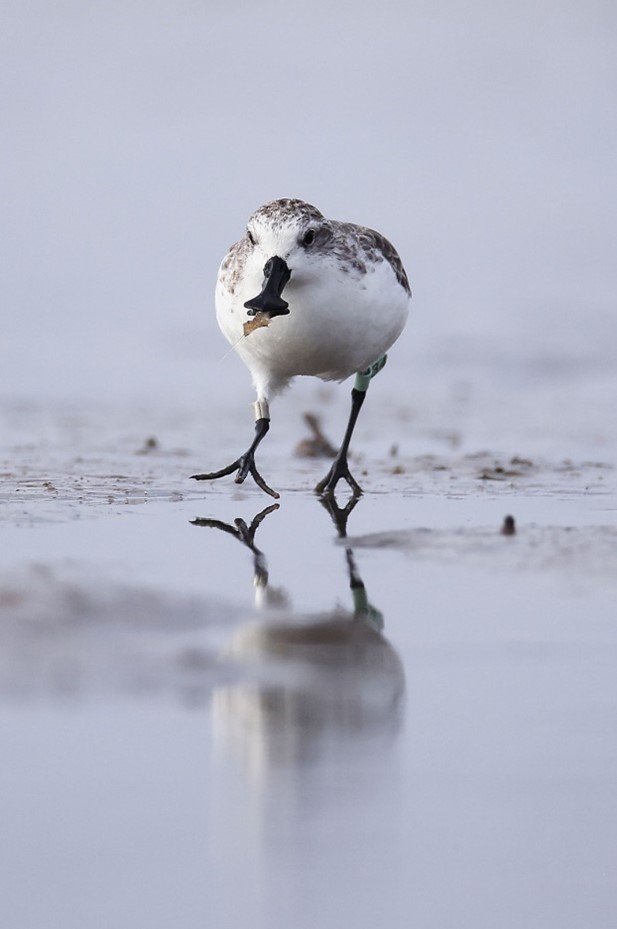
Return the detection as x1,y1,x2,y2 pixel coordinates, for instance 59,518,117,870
191,498,405,770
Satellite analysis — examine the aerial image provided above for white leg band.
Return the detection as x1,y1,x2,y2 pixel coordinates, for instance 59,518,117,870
253,399,270,420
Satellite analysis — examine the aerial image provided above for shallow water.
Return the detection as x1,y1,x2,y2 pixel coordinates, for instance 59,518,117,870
1,457,616,928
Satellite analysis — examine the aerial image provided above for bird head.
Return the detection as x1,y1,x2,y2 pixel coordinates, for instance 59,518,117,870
243,198,333,318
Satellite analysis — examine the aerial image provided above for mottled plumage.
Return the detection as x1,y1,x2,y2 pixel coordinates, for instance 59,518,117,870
216,198,411,400
220,198,410,301
194,198,412,498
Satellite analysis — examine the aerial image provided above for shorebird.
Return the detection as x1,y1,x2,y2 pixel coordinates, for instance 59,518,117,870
192,198,411,498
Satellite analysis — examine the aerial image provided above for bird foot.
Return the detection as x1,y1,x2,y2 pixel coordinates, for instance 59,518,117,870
191,418,279,499
315,454,363,498
191,452,280,499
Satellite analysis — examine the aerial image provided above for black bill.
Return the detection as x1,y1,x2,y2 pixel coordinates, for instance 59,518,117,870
244,256,291,318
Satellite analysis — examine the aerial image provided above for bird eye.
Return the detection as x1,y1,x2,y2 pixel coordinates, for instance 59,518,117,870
302,229,315,246
247,229,256,245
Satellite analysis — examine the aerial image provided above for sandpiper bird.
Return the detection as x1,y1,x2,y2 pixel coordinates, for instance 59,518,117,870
192,198,411,499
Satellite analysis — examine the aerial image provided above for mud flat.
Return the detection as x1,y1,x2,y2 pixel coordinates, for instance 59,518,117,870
1,393,616,929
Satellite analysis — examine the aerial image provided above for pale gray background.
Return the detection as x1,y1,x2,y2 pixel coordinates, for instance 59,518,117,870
2,0,616,412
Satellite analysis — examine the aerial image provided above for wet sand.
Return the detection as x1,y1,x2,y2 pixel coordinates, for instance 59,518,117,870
1,394,616,929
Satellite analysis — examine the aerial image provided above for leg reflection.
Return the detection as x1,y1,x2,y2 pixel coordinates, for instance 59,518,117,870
191,497,405,768
191,503,279,590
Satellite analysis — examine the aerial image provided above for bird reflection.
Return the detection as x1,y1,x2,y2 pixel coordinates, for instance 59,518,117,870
191,497,405,769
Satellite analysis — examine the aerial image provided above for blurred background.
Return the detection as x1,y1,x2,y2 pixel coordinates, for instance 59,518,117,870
1,0,615,448
1,8,616,927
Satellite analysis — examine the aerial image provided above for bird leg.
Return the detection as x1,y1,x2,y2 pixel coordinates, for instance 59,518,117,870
315,355,388,499
315,387,365,497
191,400,280,499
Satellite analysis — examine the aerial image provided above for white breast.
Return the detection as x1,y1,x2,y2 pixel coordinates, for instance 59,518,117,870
216,255,410,398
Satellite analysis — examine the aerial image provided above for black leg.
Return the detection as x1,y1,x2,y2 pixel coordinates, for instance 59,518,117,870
191,417,280,499
315,387,366,498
